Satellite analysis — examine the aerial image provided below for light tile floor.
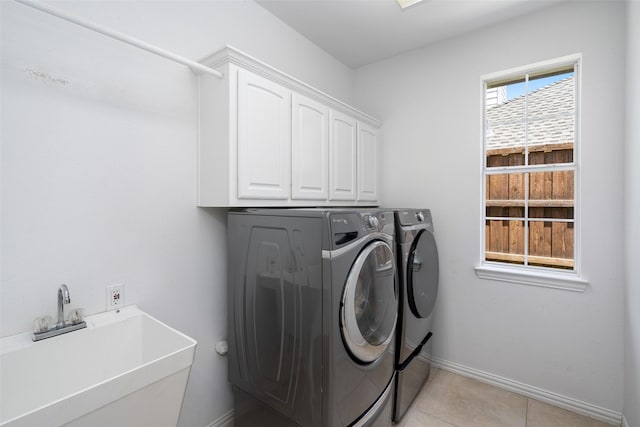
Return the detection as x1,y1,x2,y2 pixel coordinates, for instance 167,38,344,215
398,369,615,427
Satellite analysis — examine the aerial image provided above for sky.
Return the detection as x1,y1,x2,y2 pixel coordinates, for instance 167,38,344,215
506,71,574,100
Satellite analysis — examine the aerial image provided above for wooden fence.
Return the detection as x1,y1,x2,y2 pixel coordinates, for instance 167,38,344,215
485,143,574,269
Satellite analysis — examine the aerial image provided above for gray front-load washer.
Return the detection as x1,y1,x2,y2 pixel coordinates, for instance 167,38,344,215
227,208,398,427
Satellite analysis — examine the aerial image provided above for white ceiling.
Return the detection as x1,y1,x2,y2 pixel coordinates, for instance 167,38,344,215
256,0,565,69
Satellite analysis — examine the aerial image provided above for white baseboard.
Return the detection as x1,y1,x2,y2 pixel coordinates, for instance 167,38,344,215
206,409,234,427
426,355,622,426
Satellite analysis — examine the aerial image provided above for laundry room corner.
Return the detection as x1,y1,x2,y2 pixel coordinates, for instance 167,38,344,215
353,0,626,418
0,1,355,426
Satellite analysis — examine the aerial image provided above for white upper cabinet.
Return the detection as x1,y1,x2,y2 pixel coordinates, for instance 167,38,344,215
291,93,329,200
329,111,357,201
357,122,379,202
197,46,382,207
237,70,291,199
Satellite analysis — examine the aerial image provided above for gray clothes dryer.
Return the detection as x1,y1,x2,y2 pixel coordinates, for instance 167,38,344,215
227,208,398,427
392,209,439,422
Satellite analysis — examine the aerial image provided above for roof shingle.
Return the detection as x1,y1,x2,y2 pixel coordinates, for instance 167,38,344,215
486,76,574,150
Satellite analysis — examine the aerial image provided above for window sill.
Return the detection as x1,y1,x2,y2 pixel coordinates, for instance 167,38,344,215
474,264,589,292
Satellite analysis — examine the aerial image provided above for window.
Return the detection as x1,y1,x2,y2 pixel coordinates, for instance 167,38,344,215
476,55,587,291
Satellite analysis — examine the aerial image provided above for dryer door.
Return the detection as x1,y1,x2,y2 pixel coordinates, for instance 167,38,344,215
407,229,439,319
341,240,397,364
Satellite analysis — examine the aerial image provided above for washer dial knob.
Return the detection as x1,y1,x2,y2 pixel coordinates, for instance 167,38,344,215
368,216,379,229
416,211,425,222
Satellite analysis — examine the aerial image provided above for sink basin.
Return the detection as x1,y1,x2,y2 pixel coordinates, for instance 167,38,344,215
0,305,197,427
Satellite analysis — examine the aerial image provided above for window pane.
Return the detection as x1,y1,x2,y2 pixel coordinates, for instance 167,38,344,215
485,173,525,213
528,220,574,269
526,71,574,164
485,220,524,265
485,83,525,167
528,171,574,216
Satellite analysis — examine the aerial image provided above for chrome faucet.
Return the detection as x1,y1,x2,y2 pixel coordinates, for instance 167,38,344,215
33,284,86,341
57,284,71,329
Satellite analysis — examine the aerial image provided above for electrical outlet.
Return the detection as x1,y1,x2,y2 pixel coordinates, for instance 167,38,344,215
106,284,124,311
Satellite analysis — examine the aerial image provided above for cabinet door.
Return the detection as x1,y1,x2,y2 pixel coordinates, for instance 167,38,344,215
357,122,378,202
329,110,357,201
237,69,291,200
292,94,329,200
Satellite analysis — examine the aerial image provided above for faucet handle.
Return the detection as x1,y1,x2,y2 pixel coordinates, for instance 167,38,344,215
68,308,84,325
33,316,52,333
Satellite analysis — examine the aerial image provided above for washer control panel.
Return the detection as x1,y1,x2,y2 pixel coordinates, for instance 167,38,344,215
362,212,391,231
362,214,374,230
330,211,393,247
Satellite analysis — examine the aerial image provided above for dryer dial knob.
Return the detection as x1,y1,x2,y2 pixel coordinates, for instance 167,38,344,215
368,216,379,228
416,212,425,222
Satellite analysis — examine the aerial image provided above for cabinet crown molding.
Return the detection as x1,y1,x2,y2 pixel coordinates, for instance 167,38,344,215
199,45,382,127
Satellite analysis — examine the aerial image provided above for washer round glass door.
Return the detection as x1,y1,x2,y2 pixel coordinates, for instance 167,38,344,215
341,240,398,364
407,229,439,319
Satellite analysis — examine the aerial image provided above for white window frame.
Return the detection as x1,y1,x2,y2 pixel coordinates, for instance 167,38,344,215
474,54,588,292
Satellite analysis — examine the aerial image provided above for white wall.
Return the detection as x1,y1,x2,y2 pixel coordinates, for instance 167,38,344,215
354,0,625,414
0,1,354,426
624,1,640,425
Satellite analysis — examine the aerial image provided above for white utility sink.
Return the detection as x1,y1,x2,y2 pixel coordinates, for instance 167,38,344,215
0,305,197,427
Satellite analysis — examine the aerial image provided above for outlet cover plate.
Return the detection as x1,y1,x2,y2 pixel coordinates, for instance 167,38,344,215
106,284,124,311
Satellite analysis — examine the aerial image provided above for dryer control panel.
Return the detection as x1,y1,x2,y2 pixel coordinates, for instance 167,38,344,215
396,209,432,227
